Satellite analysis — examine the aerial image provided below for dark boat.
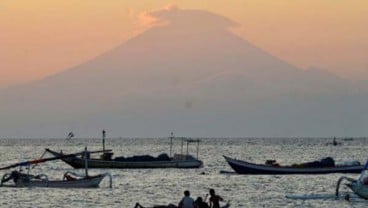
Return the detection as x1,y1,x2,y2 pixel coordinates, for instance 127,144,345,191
223,155,364,174
46,132,203,169
46,148,203,169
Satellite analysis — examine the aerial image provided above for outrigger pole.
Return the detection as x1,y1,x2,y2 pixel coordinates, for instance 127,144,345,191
0,150,94,171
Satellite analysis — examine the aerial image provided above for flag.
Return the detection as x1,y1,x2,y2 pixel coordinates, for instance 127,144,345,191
67,132,74,140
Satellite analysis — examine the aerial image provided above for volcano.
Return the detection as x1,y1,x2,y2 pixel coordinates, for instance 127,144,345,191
1,7,367,138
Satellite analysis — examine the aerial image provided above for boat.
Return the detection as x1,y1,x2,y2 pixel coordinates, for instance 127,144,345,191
0,171,110,188
223,155,364,174
0,147,112,188
325,137,342,146
336,162,368,200
286,162,368,201
46,132,203,169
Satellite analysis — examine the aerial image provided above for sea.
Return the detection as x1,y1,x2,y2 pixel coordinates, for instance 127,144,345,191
0,137,367,208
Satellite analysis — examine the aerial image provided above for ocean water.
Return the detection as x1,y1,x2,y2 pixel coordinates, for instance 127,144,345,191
0,137,368,208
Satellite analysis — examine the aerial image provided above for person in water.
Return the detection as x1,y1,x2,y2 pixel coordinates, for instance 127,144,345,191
179,190,195,208
208,189,223,208
195,197,209,208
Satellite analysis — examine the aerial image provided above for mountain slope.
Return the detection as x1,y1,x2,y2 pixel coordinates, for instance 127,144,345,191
0,8,367,138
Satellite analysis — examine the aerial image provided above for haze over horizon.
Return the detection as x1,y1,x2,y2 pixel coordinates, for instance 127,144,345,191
1,5,368,138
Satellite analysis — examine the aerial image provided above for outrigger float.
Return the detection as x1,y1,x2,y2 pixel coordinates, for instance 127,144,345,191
0,147,112,188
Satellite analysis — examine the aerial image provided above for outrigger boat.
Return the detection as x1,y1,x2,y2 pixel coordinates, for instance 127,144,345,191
336,161,368,199
286,161,368,201
0,147,112,188
223,155,364,174
46,132,203,169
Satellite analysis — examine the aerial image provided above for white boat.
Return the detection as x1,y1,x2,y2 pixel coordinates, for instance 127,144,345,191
0,147,112,188
336,167,368,199
0,170,111,188
286,162,368,201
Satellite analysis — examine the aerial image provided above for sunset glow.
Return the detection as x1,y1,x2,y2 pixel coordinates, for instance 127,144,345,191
1,0,368,88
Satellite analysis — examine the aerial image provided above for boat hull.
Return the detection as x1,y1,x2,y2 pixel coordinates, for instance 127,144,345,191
8,175,106,188
47,149,203,169
347,181,368,199
223,155,364,175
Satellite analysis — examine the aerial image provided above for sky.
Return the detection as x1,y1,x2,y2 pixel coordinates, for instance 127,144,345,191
1,0,368,88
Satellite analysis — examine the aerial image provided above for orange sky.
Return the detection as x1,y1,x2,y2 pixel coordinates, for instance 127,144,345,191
1,0,367,88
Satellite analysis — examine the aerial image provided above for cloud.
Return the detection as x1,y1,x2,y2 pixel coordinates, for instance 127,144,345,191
138,5,239,30
137,4,179,28
139,11,161,27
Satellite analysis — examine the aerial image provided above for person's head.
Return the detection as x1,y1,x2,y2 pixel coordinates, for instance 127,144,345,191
209,189,215,196
196,197,203,203
184,190,190,196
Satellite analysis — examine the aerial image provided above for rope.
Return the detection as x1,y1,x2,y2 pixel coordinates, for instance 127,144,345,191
31,150,47,170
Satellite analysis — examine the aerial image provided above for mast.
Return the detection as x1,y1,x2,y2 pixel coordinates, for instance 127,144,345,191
181,137,184,155
84,146,89,177
102,129,106,152
169,132,174,158
186,140,189,155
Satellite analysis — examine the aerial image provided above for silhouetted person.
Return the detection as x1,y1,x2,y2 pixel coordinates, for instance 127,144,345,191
179,190,195,208
195,197,209,208
209,189,223,208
